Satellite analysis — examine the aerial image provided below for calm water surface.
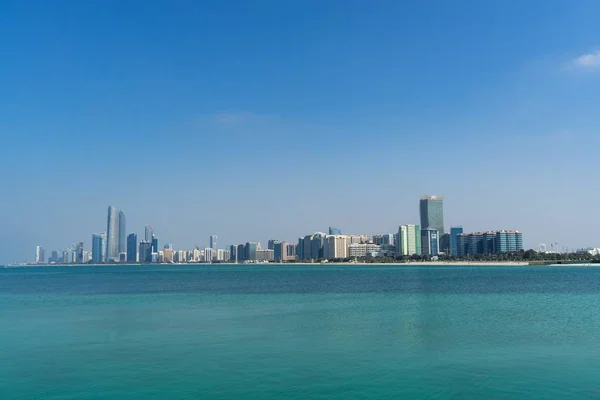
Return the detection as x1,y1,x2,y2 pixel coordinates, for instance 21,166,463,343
1,265,600,399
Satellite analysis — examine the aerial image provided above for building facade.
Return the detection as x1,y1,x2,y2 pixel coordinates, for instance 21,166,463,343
127,233,138,262
457,230,523,256
450,226,464,256
419,195,445,236
92,233,106,263
398,224,422,256
421,229,439,257
35,246,45,264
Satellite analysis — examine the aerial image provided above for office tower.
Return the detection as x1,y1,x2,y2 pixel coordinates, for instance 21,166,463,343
164,244,173,250
237,244,246,262
273,242,285,262
118,211,127,255
457,230,523,255
209,235,218,250
144,225,154,242
310,232,326,260
287,243,296,259
230,245,237,262
439,233,450,254
35,246,45,263
419,195,445,236
151,236,158,253
421,229,439,257
398,225,422,256
106,206,119,262
138,241,151,263
75,242,84,263
450,226,464,256
329,227,342,235
92,233,106,263
127,233,138,262
245,242,258,261
267,239,279,250
204,248,214,262
301,235,312,260
49,250,59,263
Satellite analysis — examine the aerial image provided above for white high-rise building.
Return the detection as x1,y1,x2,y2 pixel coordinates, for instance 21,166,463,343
324,235,349,260
35,246,45,263
204,248,213,262
398,225,421,256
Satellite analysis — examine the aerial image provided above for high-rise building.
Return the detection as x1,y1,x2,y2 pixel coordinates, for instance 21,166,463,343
204,248,214,262
35,246,45,264
151,236,158,253
450,226,464,256
237,244,246,262
323,235,349,260
49,250,59,263
127,233,138,262
92,233,106,263
229,245,237,262
421,229,439,257
163,249,174,263
210,235,218,249
398,225,422,256
287,243,296,260
328,227,342,235
139,241,152,263
118,211,127,255
273,242,286,262
106,206,119,262
267,240,279,250
75,242,84,263
419,195,445,236
457,230,523,256
256,249,274,261
164,244,173,250
145,225,154,242
245,242,258,261
311,232,326,260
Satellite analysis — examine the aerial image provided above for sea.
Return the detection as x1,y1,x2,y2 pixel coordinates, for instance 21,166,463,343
1,264,600,399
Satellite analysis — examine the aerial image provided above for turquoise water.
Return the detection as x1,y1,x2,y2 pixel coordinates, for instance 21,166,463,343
1,265,600,399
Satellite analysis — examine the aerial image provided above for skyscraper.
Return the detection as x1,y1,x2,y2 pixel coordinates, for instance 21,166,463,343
421,229,439,257
245,242,258,261
106,206,119,262
398,225,421,256
151,236,158,253
145,225,154,242
210,235,217,249
419,195,445,236
92,233,106,263
35,246,45,263
450,226,464,256
75,242,84,263
118,210,127,255
127,233,138,263
328,227,342,235
139,241,152,263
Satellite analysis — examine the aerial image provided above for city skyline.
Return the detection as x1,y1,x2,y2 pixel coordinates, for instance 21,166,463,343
3,2,600,264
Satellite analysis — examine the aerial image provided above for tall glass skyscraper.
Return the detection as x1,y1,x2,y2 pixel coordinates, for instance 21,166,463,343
210,235,217,249
118,211,127,255
420,195,445,236
106,206,119,261
450,226,464,256
328,227,342,235
92,232,106,263
127,233,138,263
144,225,154,242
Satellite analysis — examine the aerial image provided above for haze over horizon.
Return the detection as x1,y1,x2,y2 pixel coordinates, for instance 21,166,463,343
2,1,600,263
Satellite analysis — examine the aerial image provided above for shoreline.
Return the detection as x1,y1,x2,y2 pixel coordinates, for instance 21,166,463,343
5,261,598,268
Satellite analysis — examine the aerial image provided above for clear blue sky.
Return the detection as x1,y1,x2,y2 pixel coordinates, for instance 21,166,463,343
2,0,600,263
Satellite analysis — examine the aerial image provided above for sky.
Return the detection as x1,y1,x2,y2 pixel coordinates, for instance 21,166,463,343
1,0,600,263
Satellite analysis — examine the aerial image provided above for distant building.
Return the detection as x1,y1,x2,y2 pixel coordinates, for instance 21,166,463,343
439,233,450,254
287,243,296,260
245,242,258,261
118,211,127,255
273,242,286,262
210,235,218,250
420,195,444,236
127,233,138,262
35,246,45,264
151,236,158,253
164,244,173,250
328,227,342,235
92,233,106,263
457,230,523,256
450,226,463,256
256,249,274,262
204,248,214,262
348,243,381,258
139,241,152,263
237,244,246,262
421,229,439,257
75,242,84,263
267,239,279,250
145,225,154,242
163,249,174,263
323,235,349,260
106,206,120,262
230,245,238,262
398,225,422,256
